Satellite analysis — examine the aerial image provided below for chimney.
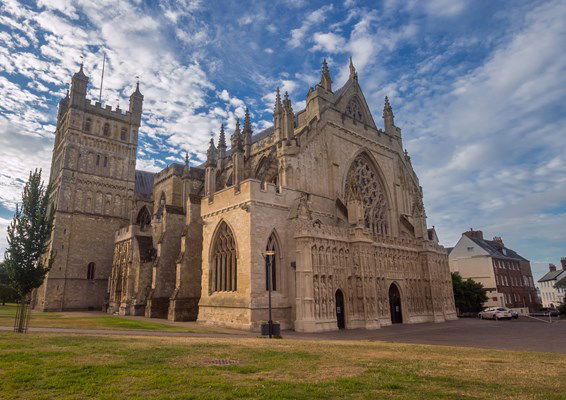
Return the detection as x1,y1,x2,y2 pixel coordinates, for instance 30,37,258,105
561,257,566,270
549,264,557,272
463,228,483,241
492,236,504,246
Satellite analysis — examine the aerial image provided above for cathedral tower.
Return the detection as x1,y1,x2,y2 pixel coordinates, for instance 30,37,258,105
34,64,143,311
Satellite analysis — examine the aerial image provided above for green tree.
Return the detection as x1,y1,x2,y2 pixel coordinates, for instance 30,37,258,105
451,272,489,314
0,261,18,305
4,169,54,300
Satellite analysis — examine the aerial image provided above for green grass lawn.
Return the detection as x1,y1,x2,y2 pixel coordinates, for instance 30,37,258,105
0,304,198,332
0,332,564,400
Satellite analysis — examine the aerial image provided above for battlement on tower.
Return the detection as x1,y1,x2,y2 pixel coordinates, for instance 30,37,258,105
86,100,132,122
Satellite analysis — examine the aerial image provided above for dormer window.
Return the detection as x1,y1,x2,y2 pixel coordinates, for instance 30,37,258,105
120,127,127,141
103,123,110,136
84,118,92,132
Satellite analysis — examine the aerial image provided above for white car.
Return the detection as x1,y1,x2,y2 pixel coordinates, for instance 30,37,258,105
478,307,512,320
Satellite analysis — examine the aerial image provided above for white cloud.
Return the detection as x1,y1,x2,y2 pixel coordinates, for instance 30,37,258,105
311,32,346,53
288,5,333,48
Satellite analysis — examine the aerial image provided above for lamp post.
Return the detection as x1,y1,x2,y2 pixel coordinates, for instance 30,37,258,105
262,250,276,338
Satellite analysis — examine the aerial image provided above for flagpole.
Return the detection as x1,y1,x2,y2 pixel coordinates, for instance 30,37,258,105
99,52,106,103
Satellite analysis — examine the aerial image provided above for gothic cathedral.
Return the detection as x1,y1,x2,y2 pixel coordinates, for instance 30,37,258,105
34,58,457,332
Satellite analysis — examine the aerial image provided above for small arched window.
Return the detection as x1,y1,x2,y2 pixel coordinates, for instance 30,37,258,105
136,206,151,230
87,262,95,280
96,154,100,166
265,233,279,291
211,222,237,292
103,123,110,136
84,118,92,132
120,127,127,141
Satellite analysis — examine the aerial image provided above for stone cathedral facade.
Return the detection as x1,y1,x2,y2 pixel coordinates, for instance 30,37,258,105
35,58,457,332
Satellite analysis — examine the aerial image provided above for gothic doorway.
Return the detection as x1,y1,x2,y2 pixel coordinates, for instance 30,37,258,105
388,284,403,324
335,289,345,329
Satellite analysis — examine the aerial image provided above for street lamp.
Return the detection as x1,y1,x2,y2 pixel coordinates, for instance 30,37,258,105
262,250,276,338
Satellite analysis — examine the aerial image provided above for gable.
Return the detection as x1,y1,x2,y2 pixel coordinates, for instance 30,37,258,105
333,79,377,130
449,235,490,259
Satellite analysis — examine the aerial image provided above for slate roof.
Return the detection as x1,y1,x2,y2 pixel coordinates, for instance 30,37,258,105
467,237,529,262
538,269,566,283
135,170,155,199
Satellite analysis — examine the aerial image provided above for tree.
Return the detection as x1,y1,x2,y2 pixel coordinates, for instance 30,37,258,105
0,262,18,305
3,169,54,331
451,272,488,314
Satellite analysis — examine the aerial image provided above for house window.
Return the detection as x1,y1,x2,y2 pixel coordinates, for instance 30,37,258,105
87,262,95,280
210,221,237,292
467,247,474,252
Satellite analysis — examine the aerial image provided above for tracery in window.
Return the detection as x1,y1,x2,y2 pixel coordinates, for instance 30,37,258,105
265,233,279,291
211,222,237,292
345,97,364,122
345,153,389,236
136,206,151,230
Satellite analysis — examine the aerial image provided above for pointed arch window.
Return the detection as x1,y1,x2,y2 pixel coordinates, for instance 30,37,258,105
103,122,110,136
345,153,389,236
211,222,237,292
265,233,279,291
136,206,151,230
120,127,127,141
345,97,364,122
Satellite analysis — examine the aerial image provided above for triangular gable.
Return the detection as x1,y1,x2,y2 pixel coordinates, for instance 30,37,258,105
333,78,378,130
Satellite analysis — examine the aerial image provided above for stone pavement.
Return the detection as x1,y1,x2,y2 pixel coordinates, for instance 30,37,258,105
2,316,564,353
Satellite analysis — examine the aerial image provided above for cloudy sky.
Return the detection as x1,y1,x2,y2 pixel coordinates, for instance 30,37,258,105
0,0,564,280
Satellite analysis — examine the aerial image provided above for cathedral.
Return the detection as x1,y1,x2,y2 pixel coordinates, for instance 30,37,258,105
33,58,457,332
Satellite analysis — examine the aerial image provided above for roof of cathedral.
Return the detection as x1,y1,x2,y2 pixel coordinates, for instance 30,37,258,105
135,170,155,199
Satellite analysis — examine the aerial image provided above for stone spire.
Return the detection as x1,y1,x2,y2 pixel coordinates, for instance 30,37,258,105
217,123,227,159
349,56,357,81
243,108,252,158
129,80,144,118
383,96,395,133
319,58,332,92
206,137,217,166
70,62,89,108
282,91,294,141
274,87,282,115
182,151,191,178
231,119,243,152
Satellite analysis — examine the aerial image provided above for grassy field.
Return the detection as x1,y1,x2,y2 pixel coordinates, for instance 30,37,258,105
0,304,197,332
0,332,564,400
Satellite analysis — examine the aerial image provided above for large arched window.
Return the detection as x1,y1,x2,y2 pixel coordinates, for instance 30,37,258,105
345,153,389,235
136,206,151,230
265,233,279,291
211,222,237,292
87,262,95,280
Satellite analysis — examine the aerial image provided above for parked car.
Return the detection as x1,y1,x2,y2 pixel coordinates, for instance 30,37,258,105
531,308,560,317
501,307,519,319
478,307,512,320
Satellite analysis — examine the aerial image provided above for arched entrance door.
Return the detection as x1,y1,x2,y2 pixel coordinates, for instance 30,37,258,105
335,289,345,329
388,284,403,324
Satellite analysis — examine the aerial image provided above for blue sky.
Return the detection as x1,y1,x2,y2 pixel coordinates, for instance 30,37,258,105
0,0,564,280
